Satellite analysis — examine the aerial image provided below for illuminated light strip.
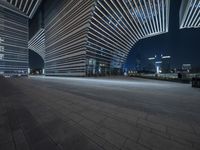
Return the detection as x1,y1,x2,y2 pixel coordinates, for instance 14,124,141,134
162,0,165,32
189,1,200,27
26,0,34,15
134,0,150,34
123,1,144,38
45,1,93,47
45,2,92,43
14,0,18,6
46,37,86,57
148,57,155,60
93,7,132,47
46,23,89,49
109,0,138,43
44,0,95,76
28,29,45,59
153,0,159,32
162,56,171,59
89,26,129,54
0,59,27,63
96,1,135,45
22,0,28,12
89,21,131,50
0,23,28,33
1,42,28,49
45,0,74,29
180,0,200,28
148,0,157,33
87,31,126,55
184,0,197,26
4,0,41,18
0,18,28,28
86,0,170,73
86,42,125,61
10,0,13,5
29,0,42,19
0,0,28,18
19,0,23,9
138,0,152,34
87,35,125,58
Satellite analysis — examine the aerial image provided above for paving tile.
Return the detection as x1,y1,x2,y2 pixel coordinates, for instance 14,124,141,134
0,106,6,115
167,127,200,146
80,110,107,123
0,125,12,143
2,76,200,150
137,118,167,133
95,126,126,149
62,136,103,150
13,129,30,150
60,126,102,150
117,108,147,119
0,114,9,128
147,114,194,133
78,119,101,132
31,138,61,150
100,117,141,141
0,140,15,150
67,112,84,122
75,124,119,150
68,104,87,113
21,119,38,133
35,112,58,124
7,109,21,131
42,119,75,143
122,139,150,150
112,112,138,124
25,125,50,145
139,130,194,150
191,122,200,135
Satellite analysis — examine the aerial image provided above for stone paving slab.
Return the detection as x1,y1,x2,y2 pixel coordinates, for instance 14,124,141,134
1,77,200,150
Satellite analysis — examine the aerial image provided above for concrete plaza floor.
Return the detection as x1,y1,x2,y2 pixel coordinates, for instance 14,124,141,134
0,76,200,150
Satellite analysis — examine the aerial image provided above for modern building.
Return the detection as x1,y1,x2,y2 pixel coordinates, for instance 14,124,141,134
148,54,171,73
182,64,192,72
0,0,41,76
30,0,171,76
1,0,198,77
180,0,200,29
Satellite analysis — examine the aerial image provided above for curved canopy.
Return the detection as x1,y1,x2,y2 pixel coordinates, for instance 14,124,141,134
28,29,45,59
86,0,170,67
180,0,200,29
1,0,42,18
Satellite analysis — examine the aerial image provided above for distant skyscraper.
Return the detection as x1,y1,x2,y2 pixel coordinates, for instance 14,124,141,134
148,54,171,73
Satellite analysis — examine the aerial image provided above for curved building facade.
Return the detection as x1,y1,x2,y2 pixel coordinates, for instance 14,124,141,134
5,0,198,77
86,0,170,76
0,5,28,75
43,0,96,76
0,0,41,75
28,28,45,59
37,0,170,76
180,0,200,29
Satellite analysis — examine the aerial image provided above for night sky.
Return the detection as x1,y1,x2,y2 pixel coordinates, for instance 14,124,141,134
29,0,200,70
